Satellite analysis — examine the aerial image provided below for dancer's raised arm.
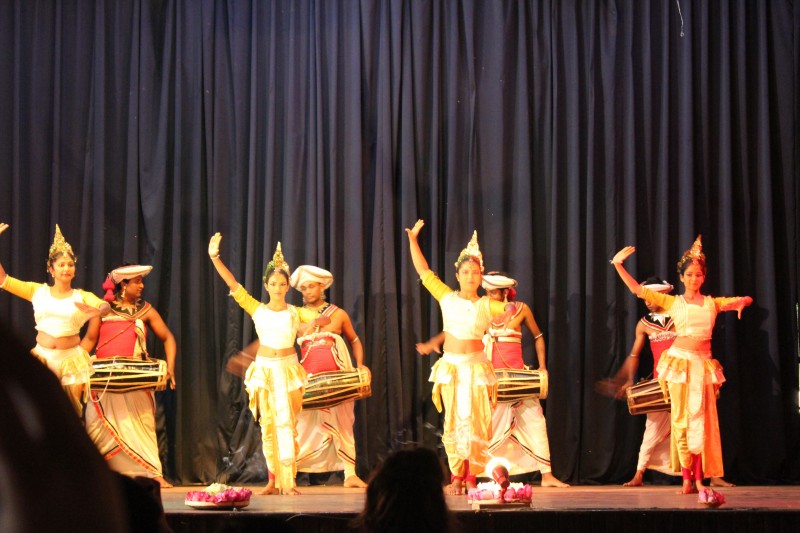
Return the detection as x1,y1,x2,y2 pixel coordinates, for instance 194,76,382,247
610,246,643,296
0,223,9,285
405,219,431,276
208,232,240,290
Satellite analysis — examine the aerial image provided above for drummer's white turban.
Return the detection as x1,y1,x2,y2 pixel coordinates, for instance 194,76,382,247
110,265,153,284
289,265,333,289
641,280,673,293
482,273,517,291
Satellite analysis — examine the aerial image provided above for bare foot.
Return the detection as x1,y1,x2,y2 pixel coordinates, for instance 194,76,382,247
678,479,698,494
257,479,277,495
344,475,367,488
623,471,644,487
281,487,301,495
541,473,570,487
444,479,463,495
710,477,735,487
154,476,173,489
465,479,478,492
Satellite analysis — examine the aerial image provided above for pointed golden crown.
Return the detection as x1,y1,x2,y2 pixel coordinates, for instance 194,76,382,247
454,230,484,272
678,234,705,268
265,241,291,278
48,224,75,259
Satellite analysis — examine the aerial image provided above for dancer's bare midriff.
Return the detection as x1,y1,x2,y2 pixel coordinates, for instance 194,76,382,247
36,331,81,350
442,335,484,355
256,346,298,358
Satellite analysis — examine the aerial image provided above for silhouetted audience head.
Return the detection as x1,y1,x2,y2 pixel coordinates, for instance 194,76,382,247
355,447,452,533
0,321,170,532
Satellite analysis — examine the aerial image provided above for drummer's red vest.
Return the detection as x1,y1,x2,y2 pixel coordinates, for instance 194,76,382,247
489,332,525,369
96,321,138,359
300,304,340,373
641,313,676,378
95,303,152,359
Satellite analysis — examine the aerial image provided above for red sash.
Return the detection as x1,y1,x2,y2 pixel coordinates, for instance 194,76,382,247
490,339,525,369
300,343,339,373
96,321,138,359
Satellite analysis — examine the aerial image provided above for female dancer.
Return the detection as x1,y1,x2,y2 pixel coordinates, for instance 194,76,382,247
482,272,569,487
209,233,322,495
406,220,512,494
611,237,752,494
0,223,109,413
81,264,177,487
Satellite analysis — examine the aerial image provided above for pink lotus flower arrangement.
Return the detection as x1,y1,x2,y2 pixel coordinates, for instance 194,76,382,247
467,481,533,502
698,488,725,507
186,483,252,504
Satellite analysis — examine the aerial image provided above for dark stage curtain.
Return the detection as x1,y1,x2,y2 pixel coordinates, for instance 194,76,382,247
0,0,797,485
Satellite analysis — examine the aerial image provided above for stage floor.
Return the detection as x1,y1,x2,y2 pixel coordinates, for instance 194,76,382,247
162,484,800,532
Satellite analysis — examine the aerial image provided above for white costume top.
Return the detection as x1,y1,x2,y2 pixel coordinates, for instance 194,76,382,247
230,283,315,348
1,276,105,337
420,271,501,340
639,287,740,342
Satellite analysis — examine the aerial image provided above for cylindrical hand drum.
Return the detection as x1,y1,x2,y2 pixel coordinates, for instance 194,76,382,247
626,378,670,415
303,367,372,409
495,368,548,402
90,357,167,393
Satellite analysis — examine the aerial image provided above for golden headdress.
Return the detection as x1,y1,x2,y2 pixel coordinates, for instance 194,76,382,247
264,242,291,280
48,224,75,260
454,230,484,272
677,235,705,270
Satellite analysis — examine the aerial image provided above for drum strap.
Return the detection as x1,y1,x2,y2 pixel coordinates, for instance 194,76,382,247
95,320,136,353
487,333,523,370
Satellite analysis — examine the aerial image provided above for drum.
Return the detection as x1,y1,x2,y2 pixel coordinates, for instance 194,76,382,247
495,368,548,402
90,357,168,393
303,368,372,410
626,378,670,415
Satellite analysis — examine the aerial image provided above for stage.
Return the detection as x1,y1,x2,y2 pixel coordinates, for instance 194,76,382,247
162,484,800,532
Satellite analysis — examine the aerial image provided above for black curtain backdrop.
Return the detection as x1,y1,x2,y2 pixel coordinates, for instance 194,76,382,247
0,0,797,485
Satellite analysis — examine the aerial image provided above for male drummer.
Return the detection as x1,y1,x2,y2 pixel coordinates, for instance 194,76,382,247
289,265,368,488
601,277,677,485
81,264,176,488
481,272,569,487
601,278,734,488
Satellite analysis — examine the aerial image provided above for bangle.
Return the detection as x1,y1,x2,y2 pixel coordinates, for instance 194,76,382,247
351,336,361,344
533,332,544,340
210,254,220,260
629,352,639,357
609,260,622,265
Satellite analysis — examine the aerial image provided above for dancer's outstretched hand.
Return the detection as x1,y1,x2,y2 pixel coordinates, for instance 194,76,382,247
729,296,753,319
405,219,425,240
313,316,331,328
415,340,441,356
209,232,222,258
74,301,105,320
610,246,636,265
0,223,9,237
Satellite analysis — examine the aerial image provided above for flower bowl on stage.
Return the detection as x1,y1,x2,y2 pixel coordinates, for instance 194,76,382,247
185,483,252,510
698,488,725,508
466,481,533,508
